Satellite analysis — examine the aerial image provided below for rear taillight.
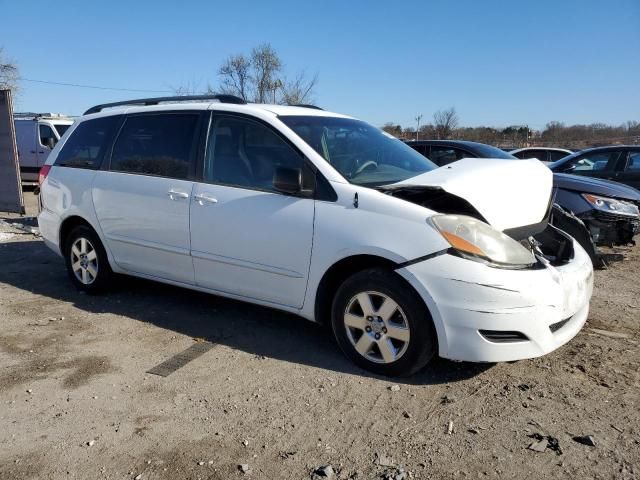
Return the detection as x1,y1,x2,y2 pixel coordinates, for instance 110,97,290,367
38,165,51,186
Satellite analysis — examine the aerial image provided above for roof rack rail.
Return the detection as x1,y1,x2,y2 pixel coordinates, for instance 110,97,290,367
14,112,70,119
84,94,247,115
291,104,323,110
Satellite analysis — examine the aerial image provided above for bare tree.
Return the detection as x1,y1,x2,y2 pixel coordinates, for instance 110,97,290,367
433,107,459,139
280,71,318,105
0,47,19,92
218,54,251,100
250,43,282,103
216,44,317,105
170,79,208,96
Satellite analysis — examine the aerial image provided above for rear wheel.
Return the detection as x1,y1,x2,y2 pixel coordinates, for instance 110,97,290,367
64,225,113,293
331,268,437,377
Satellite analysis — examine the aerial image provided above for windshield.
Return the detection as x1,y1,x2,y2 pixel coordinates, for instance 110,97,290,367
53,123,71,137
280,115,437,186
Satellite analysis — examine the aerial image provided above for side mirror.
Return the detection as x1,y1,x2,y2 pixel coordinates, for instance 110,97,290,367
45,137,56,149
273,166,302,194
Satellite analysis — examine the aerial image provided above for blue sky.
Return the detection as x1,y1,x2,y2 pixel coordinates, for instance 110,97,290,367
2,0,639,129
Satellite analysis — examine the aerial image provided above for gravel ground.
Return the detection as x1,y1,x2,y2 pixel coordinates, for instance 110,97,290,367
0,193,638,480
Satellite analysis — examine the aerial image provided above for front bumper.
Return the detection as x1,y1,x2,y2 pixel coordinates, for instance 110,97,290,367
579,210,640,246
397,239,594,362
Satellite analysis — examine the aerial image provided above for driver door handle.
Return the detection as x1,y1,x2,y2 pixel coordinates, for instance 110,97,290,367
167,189,189,200
194,193,218,205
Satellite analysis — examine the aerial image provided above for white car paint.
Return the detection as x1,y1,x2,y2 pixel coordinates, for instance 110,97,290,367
397,158,553,231
38,101,593,364
509,147,573,165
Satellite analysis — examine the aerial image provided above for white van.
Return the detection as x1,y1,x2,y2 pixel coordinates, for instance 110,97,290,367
37,95,593,376
14,113,74,182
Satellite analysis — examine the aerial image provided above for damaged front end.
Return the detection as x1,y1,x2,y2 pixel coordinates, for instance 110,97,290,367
576,199,640,246
379,185,577,268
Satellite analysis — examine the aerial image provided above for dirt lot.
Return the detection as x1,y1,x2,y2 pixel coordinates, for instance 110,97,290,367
1,193,638,480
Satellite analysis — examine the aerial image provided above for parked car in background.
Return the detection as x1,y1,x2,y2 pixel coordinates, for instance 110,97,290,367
406,140,640,265
549,146,640,190
14,113,74,182
37,95,593,377
510,147,573,164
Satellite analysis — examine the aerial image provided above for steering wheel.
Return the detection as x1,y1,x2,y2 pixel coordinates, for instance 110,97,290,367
354,160,378,176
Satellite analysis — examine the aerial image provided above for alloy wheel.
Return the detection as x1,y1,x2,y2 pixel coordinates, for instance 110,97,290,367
344,291,411,364
70,237,99,285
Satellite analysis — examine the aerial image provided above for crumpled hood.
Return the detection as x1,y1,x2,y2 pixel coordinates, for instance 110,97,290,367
553,173,640,201
393,158,553,231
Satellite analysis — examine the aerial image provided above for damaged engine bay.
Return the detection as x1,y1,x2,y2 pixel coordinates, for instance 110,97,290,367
379,185,578,267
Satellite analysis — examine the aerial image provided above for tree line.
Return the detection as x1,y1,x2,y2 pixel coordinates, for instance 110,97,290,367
383,108,640,149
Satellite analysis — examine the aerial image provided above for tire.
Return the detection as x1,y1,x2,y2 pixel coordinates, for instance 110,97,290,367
63,225,113,293
331,268,437,377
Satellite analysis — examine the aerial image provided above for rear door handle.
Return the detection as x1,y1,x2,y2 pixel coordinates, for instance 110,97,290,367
167,189,189,200
194,193,218,205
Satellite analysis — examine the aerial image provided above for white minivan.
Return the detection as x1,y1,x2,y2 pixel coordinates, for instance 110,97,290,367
14,113,74,182
38,95,593,376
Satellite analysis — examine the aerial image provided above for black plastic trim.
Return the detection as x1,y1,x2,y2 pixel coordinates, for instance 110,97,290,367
479,330,529,343
291,104,323,110
397,249,449,268
84,94,246,115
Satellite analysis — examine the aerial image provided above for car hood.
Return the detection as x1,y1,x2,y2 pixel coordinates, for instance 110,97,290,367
390,158,553,231
553,173,640,201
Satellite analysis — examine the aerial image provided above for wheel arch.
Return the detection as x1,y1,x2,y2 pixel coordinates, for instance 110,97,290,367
59,215,99,252
314,254,403,325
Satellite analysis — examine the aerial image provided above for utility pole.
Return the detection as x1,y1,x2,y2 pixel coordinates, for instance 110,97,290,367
415,114,423,141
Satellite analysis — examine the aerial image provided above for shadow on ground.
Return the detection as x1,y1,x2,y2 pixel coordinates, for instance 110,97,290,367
0,239,492,385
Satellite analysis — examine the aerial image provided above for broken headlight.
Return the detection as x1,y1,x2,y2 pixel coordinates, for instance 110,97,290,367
582,194,639,218
429,214,536,268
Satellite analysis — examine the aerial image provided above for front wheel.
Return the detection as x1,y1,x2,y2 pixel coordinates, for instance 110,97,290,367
331,268,437,377
64,225,113,293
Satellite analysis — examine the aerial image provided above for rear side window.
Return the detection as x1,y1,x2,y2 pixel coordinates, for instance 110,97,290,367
518,150,547,161
110,113,199,180
429,147,459,166
54,116,121,169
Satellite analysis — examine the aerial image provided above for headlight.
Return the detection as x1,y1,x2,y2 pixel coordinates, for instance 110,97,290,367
582,194,639,218
429,214,536,268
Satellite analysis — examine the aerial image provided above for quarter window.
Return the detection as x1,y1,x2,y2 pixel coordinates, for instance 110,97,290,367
205,115,311,192
625,152,640,171
55,116,121,169
110,114,199,179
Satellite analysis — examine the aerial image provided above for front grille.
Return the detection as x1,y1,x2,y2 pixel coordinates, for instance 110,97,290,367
593,210,638,223
549,317,571,333
479,330,529,343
